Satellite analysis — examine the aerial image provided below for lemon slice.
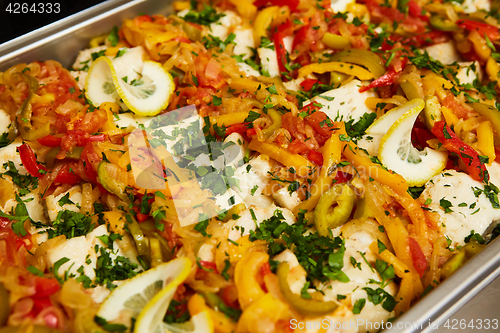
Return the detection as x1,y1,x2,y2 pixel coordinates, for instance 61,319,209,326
366,99,424,136
377,99,447,187
163,311,214,333
96,257,192,331
85,49,174,116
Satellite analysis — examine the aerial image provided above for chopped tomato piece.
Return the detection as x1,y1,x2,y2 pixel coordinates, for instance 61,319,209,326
288,139,309,154
307,150,324,165
300,79,321,91
17,143,48,178
431,121,489,182
53,163,81,185
458,19,500,42
37,135,63,147
34,277,60,298
409,237,427,278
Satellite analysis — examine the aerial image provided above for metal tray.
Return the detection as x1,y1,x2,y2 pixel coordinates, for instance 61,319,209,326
1,1,499,331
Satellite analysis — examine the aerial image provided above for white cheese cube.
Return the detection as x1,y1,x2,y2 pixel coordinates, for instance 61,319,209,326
455,61,482,86
421,170,500,247
45,185,83,222
0,109,12,138
258,47,280,78
72,45,107,71
227,204,295,241
232,27,255,60
0,137,27,175
307,79,377,122
232,155,273,208
272,187,302,212
424,41,462,65
331,0,355,13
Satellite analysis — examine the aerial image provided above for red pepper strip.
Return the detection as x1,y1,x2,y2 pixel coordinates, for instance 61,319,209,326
37,135,63,147
274,20,294,75
409,237,427,278
307,150,324,166
457,19,500,42
197,260,219,274
226,123,249,136
17,143,48,177
431,121,489,182
259,261,272,276
34,276,60,298
254,0,299,11
246,128,257,137
359,58,407,93
133,207,149,222
300,79,321,91
402,30,448,48
408,0,428,22
53,164,81,185
335,170,353,184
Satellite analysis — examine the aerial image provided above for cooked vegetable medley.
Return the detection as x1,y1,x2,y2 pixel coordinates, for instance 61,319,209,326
2,0,500,332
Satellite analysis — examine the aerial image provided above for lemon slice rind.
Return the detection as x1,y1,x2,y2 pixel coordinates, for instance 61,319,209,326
378,99,448,187
86,56,174,117
96,257,192,331
366,98,425,135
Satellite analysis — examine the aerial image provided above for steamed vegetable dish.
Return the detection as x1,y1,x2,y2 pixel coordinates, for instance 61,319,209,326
2,0,500,332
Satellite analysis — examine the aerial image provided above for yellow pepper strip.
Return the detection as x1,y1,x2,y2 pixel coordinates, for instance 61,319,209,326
365,182,410,261
253,6,280,47
344,144,408,197
89,35,106,48
441,106,459,127
423,96,442,131
229,78,266,95
149,238,164,268
321,33,351,50
173,1,190,11
236,293,291,333
384,186,431,256
234,252,269,310
365,183,425,299
469,102,500,141
229,0,257,20
277,262,338,317
261,109,282,140
314,184,355,237
248,140,315,177
213,111,251,128
295,133,341,214
330,49,386,78
476,121,496,164
188,294,236,333
378,249,413,315
400,81,422,100
468,30,491,62
336,122,408,197
298,62,374,80
486,57,500,88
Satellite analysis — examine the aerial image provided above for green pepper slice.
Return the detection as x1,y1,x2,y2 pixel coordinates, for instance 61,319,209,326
277,262,338,317
97,161,129,202
330,49,386,78
441,250,466,280
429,16,459,32
14,73,51,141
260,109,282,140
321,32,351,50
45,146,84,168
314,184,355,237
125,213,150,260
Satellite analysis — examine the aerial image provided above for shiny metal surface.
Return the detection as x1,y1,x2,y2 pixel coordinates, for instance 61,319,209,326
0,0,173,70
1,1,499,331
386,237,500,332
